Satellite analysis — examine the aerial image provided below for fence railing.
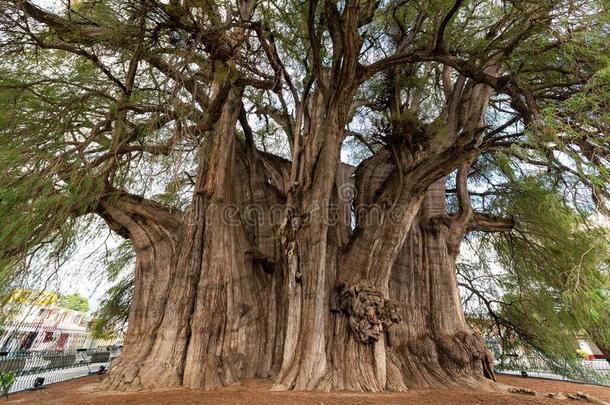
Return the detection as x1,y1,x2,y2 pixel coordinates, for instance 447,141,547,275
494,355,610,387
0,347,120,394
0,349,606,395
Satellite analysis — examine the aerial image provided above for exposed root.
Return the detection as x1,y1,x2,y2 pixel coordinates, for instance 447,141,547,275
435,331,496,381
565,392,609,404
546,392,568,400
101,357,183,391
498,383,609,404
387,331,499,390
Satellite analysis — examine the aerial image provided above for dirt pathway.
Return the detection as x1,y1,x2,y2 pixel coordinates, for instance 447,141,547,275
1,374,607,404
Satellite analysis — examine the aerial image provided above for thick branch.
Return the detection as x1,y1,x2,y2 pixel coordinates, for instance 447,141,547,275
467,213,515,233
453,161,473,226
96,189,182,240
434,0,464,52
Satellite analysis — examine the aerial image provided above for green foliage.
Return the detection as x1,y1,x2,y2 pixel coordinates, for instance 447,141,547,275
104,240,135,281
476,178,610,362
90,277,132,339
537,61,610,213
90,239,134,338
0,49,107,289
0,372,15,394
0,0,608,372
58,293,90,313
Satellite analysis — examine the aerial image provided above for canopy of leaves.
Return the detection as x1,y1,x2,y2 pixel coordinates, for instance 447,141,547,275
461,177,610,364
0,0,608,365
90,239,134,338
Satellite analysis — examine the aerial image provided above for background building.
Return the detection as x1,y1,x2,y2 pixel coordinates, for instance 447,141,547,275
0,289,120,352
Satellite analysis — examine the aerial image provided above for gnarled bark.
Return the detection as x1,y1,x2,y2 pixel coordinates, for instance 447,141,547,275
181,88,281,388
9,0,571,397
96,192,182,388
387,179,496,390
99,54,503,392
273,90,347,391
102,163,499,393
103,86,286,390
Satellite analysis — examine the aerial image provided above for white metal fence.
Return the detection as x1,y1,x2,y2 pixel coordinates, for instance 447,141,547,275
0,347,119,395
495,356,610,387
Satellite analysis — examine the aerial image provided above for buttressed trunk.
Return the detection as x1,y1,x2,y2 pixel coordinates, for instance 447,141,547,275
100,98,496,392
273,90,349,390
102,85,286,390
315,176,495,392
387,180,495,390
101,157,496,393
97,193,182,388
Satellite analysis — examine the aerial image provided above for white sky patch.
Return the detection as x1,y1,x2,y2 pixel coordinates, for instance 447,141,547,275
54,232,121,313
34,0,62,11
25,225,122,314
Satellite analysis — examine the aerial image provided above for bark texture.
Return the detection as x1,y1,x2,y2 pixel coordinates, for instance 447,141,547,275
99,78,500,392
387,180,496,390
96,193,182,388
102,86,286,390
10,0,575,396
100,151,498,392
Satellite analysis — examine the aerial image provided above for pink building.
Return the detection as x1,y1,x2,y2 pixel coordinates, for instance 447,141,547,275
0,304,90,352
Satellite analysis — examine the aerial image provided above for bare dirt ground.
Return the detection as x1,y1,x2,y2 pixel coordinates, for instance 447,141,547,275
1,374,608,404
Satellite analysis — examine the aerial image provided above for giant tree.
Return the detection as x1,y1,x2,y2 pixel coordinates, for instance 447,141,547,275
0,0,608,392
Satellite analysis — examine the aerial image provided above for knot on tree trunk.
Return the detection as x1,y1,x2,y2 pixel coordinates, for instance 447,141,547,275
335,280,401,344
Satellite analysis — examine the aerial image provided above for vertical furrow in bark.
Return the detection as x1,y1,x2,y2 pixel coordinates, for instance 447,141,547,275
235,147,288,377
420,180,468,337
181,85,272,389
274,95,346,390
136,207,206,388
97,195,182,389
105,82,286,390
388,179,496,390
331,161,423,392
388,213,442,389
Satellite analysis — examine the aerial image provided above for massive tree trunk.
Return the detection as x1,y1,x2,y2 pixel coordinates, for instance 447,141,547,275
387,180,495,390
102,85,286,390
273,90,349,390
99,80,499,392
96,193,182,388
100,147,497,393
12,0,543,395
315,175,496,392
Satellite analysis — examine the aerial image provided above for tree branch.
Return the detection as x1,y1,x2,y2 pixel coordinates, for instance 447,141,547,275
434,0,464,52
468,213,515,233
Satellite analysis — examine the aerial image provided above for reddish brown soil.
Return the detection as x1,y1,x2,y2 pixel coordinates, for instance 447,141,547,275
1,374,608,404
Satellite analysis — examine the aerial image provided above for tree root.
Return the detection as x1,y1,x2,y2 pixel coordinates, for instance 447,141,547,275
391,331,498,390
435,330,496,381
101,356,184,391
